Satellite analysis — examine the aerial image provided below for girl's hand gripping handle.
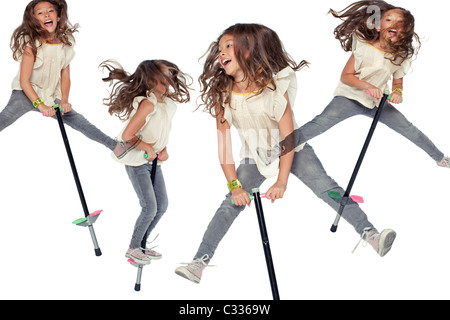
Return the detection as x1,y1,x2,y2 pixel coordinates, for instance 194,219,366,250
42,104,62,117
144,152,161,161
231,193,267,205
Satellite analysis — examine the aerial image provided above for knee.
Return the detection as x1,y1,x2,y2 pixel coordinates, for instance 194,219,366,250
140,197,158,216
158,198,169,214
221,196,246,220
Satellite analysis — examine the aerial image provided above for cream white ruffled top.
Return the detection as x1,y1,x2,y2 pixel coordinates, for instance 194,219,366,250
112,92,177,166
334,33,411,109
11,39,76,106
223,66,305,178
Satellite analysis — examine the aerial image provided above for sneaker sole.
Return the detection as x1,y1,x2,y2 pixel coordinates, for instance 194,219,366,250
175,266,200,284
125,253,152,265
379,229,396,257
146,255,162,260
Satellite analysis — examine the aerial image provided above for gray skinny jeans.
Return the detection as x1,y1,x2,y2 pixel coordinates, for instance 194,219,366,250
125,163,168,249
0,90,116,150
194,143,375,263
286,96,443,161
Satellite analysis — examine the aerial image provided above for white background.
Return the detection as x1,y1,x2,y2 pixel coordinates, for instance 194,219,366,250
0,0,448,300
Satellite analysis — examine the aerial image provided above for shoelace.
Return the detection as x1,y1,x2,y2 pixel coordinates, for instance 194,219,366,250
131,248,149,258
180,254,215,268
141,234,159,252
352,227,373,254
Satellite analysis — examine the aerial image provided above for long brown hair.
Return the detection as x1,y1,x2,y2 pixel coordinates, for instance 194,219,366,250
330,0,420,65
10,0,78,61
198,23,308,119
101,59,192,120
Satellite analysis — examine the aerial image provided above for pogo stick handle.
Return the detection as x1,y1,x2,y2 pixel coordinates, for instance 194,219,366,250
144,152,161,160
42,104,62,117
231,193,266,205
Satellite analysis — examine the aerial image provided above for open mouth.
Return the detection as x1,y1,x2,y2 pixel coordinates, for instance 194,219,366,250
388,29,398,36
222,59,231,67
44,20,54,28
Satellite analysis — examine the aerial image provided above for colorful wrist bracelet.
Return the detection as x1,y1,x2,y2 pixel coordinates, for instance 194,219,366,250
227,179,243,193
392,88,403,96
33,97,44,108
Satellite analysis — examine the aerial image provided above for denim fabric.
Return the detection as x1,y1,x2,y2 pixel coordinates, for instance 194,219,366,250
194,143,375,263
125,163,168,249
0,90,116,150
294,96,444,161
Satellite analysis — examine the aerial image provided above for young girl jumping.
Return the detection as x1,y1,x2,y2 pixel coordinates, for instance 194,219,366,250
1,0,116,150
265,0,449,168
175,23,395,284
101,59,192,264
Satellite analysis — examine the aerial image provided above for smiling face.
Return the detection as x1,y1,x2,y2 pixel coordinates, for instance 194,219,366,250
218,34,244,80
378,9,404,43
33,1,60,37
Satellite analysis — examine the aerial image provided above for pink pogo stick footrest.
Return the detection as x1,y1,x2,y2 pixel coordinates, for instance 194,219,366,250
90,210,102,217
73,210,103,227
350,195,364,203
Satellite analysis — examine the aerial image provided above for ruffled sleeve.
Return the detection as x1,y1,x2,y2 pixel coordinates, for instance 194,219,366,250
272,66,297,121
165,99,177,120
223,98,233,127
62,44,75,69
393,57,411,79
132,92,157,110
352,33,365,72
127,92,158,128
17,39,45,69
32,42,44,70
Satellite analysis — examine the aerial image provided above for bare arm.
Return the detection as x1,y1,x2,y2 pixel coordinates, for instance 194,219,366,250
341,53,384,100
341,53,403,103
216,111,251,207
122,99,157,160
20,46,56,117
60,65,72,114
390,77,403,104
266,92,294,202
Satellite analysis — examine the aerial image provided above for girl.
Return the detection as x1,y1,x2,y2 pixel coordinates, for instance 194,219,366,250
101,59,191,264
1,0,116,150
175,23,395,284
266,0,449,169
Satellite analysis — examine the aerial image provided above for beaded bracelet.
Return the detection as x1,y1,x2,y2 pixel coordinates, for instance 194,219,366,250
33,97,44,108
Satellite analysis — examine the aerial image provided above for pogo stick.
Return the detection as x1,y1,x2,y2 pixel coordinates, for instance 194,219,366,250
53,105,103,256
329,92,389,232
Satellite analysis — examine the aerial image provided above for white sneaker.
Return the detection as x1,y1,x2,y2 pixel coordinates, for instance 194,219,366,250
142,234,162,259
353,228,396,257
175,254,210,284
125,248,152,265
142,247,162,260
437,156,450,168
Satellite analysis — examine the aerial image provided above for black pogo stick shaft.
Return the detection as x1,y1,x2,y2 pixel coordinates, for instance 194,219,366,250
135,155,158,292
54,107,102,256
330,94,389,232
252,188,280,300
